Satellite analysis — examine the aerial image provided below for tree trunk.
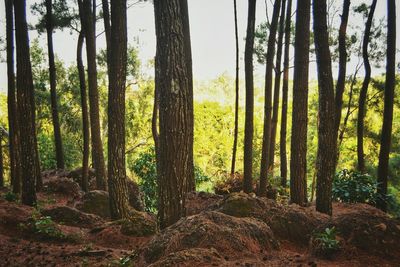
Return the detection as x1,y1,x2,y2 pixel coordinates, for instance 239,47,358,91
290,0,310,205
259,0,281,196
243,0,257,194
180,0,195,192
280,0,292,187
154,0,194,228
377,0,396,212
0,137,4,188
107,0,131,220
101,0,111,75
313,0,337,215
14,0,38,206
357,0,377,173
46,0,65,170
268,0,286,176
230,0,240,176
5,0,21,194
81,0,107,190
76,17,90,192
334,0,350,141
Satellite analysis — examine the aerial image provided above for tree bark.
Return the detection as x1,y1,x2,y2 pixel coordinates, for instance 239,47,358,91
14,0,38,206
243,0,257,194
313,0,337,215
154,0,194,228
357,0,377,173
5,0,21,194
280,0,292,187
334,0,350,141
290,0,310,205
180,0,195,192
46,0,65,170
107,0,131,219
268,0,286,175
101,0,111,75
0,137,4,188
230,0,240,176
259,0,281,196
76,5,90,192
376,0,396,212
81,0,107,190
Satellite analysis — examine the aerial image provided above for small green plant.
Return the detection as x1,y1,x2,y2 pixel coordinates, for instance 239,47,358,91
312,227,340,259
34,216,65,239
4,191,18,202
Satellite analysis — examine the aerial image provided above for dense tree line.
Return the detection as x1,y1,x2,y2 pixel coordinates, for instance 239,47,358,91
1,0,397,230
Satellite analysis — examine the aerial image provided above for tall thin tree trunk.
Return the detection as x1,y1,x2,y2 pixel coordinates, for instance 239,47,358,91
334,0,350,140
243,0,257,194
5,0,21,194
81,0,107,190
46,0,64,170
313,0,337,215
108,0,130,219
101,0,111,75
259,0,281,197
230,0,240,176
290,0,310,205
76,12,90,192
14,0,38,206
154,0,194,228
0,137,3,188
357,0,377,173
268,0,286,175
377,0,396,212
180,0,195,192
280,0,292,187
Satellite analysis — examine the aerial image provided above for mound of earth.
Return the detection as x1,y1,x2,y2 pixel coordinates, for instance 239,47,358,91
41,205,104,228
185,191,223,216
75,190,111,218
141,211,279,265
43,177,82,198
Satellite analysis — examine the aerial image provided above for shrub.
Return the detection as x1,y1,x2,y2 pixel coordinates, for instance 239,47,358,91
332,169,379,204
4,191,18,202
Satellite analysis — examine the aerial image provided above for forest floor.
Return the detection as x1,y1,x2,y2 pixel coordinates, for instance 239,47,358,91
0,169,399,266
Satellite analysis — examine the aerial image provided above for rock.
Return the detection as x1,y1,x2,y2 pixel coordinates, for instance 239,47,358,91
120,210,157,237
148,248,226,267
143,211,279,264
66,168,97,190
43,177,82,198
185,191,223,216
75,190,110,218
126,179,145,211
41,205,104,228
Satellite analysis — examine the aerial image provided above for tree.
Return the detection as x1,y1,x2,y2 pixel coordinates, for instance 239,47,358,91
0,136,3,188
14,0,39,206
154,0,194,228
377,0,396,212
101,0,111,74
5,0,21,194
290,0,310,205
76,0,89,192
357,0,377,173
243,0,257,193
230,0,240,176
107,0,131,219
313,0,337,215
268,0,286,175
280,0,292,187
81,0,107,190
259,0,281,197
334,0,350,141
45,0,65,169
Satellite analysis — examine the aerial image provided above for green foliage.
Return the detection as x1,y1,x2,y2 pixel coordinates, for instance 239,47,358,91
313,227,340,256
332,169,379,204
3,191,17,202
26,212,66,240
130,148,211,213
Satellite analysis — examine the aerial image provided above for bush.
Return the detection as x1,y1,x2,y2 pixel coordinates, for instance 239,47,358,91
332,169,379,204
311,227,340,259
4,191,18,202
130,148,211,213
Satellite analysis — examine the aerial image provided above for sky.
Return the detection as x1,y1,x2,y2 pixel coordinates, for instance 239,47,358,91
0,0,399,94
